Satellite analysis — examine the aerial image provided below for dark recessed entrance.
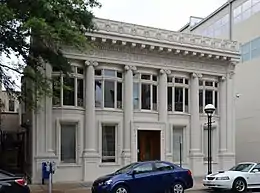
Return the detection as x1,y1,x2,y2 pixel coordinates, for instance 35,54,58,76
137,130,161,161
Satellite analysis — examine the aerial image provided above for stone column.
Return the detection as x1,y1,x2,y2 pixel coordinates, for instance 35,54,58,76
190,73,204,176
159,69,169,122
219,76,227,152
159,69,170,159
227,71,235,154
83,61,98,155
123,65,135,165
83,60,98,181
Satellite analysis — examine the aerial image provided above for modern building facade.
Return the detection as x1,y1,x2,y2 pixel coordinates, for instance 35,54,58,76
179,0,260,164
22,18,240,183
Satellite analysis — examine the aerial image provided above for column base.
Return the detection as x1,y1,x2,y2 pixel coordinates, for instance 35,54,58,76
122,150,131,165
189,150,204,177
218,152,235,171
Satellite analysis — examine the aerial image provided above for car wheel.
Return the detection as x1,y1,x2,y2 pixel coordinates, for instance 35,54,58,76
113,185,129,193
232,178,247,193
170,182,184,193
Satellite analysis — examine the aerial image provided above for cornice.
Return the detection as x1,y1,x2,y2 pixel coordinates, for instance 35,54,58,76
88,18,240,61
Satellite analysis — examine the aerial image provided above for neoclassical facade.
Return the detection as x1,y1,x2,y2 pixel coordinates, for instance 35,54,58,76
23,18,240,183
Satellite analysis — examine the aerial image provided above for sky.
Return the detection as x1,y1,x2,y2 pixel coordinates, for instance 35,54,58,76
93,0,228,31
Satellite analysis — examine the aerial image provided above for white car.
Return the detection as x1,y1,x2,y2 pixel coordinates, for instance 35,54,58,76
203,162,260,192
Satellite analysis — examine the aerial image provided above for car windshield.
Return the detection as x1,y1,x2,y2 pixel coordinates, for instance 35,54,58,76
114,163,139,174
229,163,254,172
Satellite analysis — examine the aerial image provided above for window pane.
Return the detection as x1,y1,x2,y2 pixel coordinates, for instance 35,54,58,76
133,163,153,174
77,67,84,74
133,83,139,109
215,91,218,114
104,81,115,108
173,128,183,162
205,81,213,87
61,124,76,163
117,82,122,109
141,74,150,80
185,88,189,113
104,70,115,77
175,87,183,112
95,80,102,107
141,84,151,110
199,90,203,113
167,87,172,111
205,90,213,105
102,125,116,163
9,100,15,111
152,85,157,110
63,77,75,106
77,79,84,107
155,162,174,171
95,70,102,76
175,78,183,84
53,76,61,106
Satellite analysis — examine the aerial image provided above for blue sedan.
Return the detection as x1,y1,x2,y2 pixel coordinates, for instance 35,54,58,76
91,160,193,193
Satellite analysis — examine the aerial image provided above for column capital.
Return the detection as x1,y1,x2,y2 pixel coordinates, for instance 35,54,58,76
219,76,226,82
192,73,202,79
85,60,98,67
228,71,235,79
124,65,137,71
159,69,171,75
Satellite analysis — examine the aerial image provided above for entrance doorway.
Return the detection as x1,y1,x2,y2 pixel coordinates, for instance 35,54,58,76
137,130,161,161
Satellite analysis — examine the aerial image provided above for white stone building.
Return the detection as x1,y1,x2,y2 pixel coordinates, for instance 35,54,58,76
22,18,240,183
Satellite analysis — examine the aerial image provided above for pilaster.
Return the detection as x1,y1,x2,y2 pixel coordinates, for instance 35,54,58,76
123,65,136,165
219,76,227,153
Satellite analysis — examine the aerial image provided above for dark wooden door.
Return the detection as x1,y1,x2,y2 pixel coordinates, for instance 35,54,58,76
138,130,160,161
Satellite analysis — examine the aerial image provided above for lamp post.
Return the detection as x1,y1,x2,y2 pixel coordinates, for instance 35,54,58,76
204,104,216,175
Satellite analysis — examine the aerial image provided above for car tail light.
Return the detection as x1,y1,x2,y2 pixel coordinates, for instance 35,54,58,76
15,178,27,186
187,170,192,176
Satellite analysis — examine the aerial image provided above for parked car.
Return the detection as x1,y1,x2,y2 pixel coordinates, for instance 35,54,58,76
203,162,260,192
0,169,30,193
92,160,193,193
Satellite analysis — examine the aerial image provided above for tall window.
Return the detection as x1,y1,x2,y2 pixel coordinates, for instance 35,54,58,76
133,73,158,111
95,69,122,109
172,127,184,163
102,125,116,163
60,123,76,163
52,66,84,107
167,77,189,113
199,80,218,114
8,100,15,112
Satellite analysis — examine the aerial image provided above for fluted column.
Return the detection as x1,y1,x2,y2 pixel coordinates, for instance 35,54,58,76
83,60,98,155
190,73,201,152
123,65,135,165
219,76,227,152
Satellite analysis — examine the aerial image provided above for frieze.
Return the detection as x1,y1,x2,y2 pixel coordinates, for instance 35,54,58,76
93,18,240,53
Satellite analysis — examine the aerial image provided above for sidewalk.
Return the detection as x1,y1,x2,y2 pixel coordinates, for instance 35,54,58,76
29,177,205,193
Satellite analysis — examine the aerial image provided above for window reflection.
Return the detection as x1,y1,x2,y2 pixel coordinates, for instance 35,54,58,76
95,80,102,107
141,84,151,110
104,81,115,108
133,83,139,109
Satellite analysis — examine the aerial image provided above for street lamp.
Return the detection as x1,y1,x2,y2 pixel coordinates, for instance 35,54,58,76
204,104,216,175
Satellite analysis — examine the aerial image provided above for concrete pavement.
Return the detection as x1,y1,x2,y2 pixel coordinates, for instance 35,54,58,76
29,177,205,193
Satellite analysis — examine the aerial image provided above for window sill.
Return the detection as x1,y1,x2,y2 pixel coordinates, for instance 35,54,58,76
200,113,220,118
95,108,123,112
53,106,84,111
99,163,121,167
134,110,158,114
168,112,191,116
57,163,82,168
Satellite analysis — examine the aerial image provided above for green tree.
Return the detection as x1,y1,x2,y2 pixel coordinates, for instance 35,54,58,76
0,0,101,108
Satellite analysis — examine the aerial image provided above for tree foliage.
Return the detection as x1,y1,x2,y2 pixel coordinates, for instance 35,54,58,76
0,0,101,108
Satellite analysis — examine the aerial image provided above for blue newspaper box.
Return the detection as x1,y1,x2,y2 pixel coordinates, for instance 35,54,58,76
41,162,50,184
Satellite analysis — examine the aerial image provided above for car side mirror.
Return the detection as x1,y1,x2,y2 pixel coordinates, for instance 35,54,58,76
129,170,136,176
252,169,259,173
